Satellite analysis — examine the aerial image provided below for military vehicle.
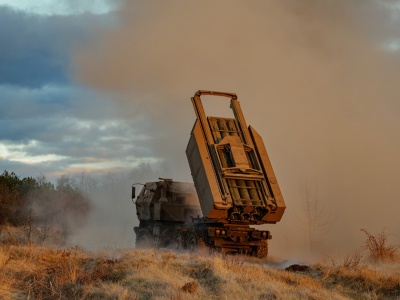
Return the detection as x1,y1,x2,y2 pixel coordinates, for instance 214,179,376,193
132,90,285,257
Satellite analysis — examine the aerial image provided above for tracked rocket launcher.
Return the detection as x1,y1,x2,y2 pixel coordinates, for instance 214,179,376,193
132,90,285,257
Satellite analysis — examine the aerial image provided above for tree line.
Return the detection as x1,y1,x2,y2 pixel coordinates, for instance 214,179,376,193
0,170,91,245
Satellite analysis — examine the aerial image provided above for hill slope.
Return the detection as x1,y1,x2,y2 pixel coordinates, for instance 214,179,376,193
1,245,399,299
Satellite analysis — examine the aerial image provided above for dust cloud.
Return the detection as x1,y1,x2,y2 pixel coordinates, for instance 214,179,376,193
68,164,158,250
72,1,400,260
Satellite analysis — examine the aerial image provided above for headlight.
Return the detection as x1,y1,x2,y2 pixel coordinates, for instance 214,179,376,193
216,229,221,236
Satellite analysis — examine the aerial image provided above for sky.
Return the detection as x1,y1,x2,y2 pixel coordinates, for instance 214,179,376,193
0,0,158,179
0,0,117,15
1,0,400,258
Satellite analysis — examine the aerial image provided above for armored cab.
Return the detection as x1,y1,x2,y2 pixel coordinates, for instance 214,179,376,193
133,179,202,247
186,90,286,224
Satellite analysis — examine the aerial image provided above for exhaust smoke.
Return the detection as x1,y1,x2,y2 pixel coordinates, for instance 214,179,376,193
72,0,400,259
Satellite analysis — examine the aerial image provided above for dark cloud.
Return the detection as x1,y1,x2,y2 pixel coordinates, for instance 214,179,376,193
0,4,161,182
0,6,112,88
0,113,154,164
0,84,126,123
0,157,62,180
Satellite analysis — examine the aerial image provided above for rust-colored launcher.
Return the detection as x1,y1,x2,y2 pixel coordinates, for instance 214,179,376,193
132,90,285,257
186,90,285,224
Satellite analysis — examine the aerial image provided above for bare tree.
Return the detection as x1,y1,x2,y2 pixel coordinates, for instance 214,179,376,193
301,183,335,252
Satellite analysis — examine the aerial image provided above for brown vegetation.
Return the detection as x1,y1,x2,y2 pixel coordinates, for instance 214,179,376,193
0,238,399,300
361,229,400,262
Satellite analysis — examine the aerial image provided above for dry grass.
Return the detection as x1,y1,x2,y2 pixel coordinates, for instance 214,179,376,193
0,244,399,299
316,263,400,299
0,226,399,299
327,249,366,271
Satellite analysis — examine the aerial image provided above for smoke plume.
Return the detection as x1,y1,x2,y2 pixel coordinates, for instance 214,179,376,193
72,0,400,259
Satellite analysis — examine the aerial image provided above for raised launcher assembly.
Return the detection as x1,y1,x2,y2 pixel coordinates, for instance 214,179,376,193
132,90,285,257
186,90,285,225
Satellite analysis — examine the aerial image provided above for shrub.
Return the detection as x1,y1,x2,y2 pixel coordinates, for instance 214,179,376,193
361,229,399,262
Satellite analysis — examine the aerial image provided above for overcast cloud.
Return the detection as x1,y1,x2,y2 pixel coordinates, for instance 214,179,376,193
0,4,159,179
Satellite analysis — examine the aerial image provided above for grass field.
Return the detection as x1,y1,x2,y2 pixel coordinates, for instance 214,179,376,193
0,241,399,300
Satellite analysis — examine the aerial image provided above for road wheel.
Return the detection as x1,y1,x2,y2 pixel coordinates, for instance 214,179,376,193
256,240,269,258
187,233,198,252
136,228,153,248
198,237,207,249
174,233,184,250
